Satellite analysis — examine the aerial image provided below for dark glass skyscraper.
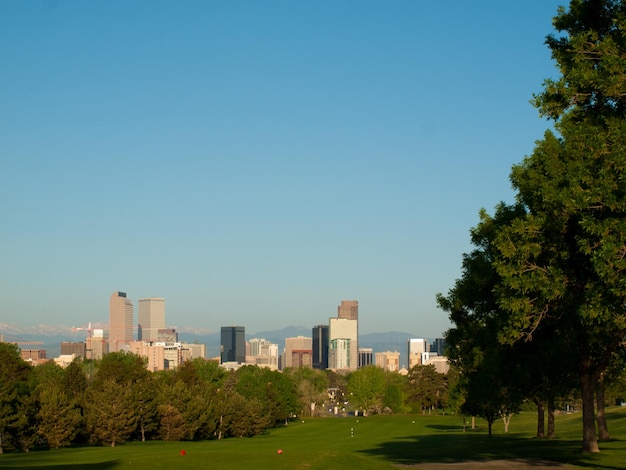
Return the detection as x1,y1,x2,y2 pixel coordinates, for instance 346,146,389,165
220,326,245,363
312,324,329,370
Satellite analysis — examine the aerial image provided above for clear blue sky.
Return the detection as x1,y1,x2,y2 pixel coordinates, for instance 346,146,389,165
1,1,562,337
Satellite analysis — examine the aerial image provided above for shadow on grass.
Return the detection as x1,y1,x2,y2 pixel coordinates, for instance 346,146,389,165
0,458,120,470
358,432,623,469
425,424,466,432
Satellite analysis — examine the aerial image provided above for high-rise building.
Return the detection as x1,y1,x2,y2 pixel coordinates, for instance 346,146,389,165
312,324,329,370
221,326,245,364
283,336,312,369
337,300,358,320
408,338,429,369
138,297,165,342
109,291,133,352
328,338,351,369
329,317,358,370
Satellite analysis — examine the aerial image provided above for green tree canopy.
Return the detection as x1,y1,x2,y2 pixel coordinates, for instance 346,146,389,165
491,0,626,453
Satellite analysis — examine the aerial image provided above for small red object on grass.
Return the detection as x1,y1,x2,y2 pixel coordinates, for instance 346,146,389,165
277,449,283,455
180,450,186,456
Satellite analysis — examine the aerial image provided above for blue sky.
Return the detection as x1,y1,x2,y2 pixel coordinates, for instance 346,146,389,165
1,1,562,337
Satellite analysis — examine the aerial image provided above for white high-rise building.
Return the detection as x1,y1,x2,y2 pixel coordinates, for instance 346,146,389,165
138,297,165,342
408,338,429,369
329,317,358,371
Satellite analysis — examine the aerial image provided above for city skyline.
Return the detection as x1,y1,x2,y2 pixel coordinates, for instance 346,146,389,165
1,1,562,337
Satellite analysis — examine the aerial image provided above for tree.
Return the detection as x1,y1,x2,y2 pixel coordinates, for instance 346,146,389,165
285,367,329,417
85,379,138,447
37,385,82,449
93,351,149,386
0,343,31,454
406,365,446,415
157,404,186,441
383,371,409,414
347,365,386,415
234,366,298,426
132,377,159,442
437,203,535,434
62,360,88,400
158,380,216,440
493,0,626,453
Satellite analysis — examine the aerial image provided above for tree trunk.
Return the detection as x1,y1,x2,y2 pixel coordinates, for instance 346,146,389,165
0,431,3,454
596,379,610,441
547,394,556,439
534,397,545,438
487,419,493,437
502,414,511,433
580,365,600,453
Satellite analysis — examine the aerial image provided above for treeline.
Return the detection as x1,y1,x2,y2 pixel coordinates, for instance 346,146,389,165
0,342,449,453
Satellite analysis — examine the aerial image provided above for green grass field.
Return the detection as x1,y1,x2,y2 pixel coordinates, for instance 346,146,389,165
2,407,626,469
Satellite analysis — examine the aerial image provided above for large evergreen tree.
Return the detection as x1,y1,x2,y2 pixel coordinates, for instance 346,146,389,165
0,343,31,454
37,385,82,449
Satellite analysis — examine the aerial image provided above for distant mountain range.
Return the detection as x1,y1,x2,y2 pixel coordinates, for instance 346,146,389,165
0,323,433,368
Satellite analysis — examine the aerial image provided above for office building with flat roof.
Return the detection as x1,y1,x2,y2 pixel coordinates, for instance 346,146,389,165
358,347,373,367
329,317,358,371
138,297,165,342
283,336,312,369
109,291,133,352
61,342,86,359
221,326,245,364
312,324,329,370
408,338,429,369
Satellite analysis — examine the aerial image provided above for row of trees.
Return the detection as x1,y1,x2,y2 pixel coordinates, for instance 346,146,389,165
0,342,450,454
438,0,626,453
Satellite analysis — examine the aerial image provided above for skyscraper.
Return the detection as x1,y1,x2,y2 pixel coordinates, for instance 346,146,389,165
312,324,329,370
328,300,359,370
221,326,245,364
138,297,165,342
109,291,133,352
329,317,358,371
337,300,358,320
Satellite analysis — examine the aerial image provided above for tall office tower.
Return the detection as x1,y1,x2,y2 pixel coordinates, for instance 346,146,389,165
283,336,313,369
109,291,133,352
138,297,165,342
328,317,358,370
221,326,245,364
312,324,329,370
337,300,358,320
408,338,429,369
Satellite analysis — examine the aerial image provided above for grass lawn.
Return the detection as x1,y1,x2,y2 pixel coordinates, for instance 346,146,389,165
1,407,625,469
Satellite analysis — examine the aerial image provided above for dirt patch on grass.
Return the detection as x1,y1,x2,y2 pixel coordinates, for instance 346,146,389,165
399,459,576,469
